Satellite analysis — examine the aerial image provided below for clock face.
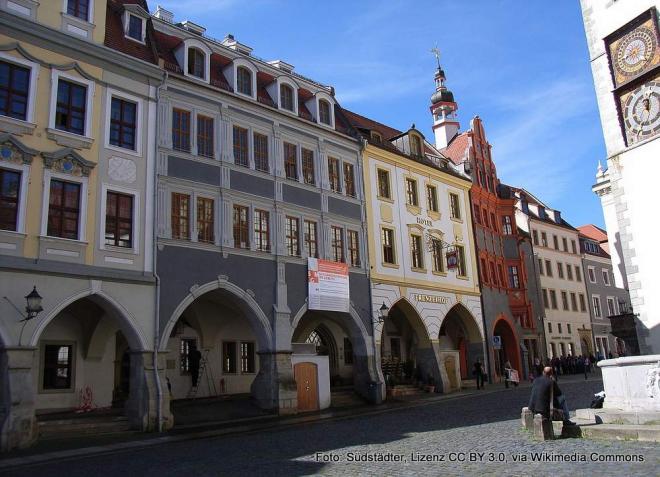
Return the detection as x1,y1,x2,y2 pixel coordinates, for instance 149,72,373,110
609,15,660,87
620,77,660,145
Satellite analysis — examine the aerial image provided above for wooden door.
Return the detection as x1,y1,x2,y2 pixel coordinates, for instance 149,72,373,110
294,362,319,412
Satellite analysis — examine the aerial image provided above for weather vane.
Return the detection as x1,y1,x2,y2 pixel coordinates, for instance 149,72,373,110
430,45,441,68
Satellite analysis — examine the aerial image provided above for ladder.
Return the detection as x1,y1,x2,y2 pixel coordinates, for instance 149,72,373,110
186,349,217,398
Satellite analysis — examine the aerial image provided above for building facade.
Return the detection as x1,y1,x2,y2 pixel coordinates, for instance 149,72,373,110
514,190,593,359
581,0,660,354
345,70,484,394
0,0,163,451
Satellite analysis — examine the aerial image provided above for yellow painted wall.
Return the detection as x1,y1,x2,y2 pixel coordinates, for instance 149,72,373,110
36,0,108,45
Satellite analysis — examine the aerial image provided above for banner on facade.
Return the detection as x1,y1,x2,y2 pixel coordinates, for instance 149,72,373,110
308,258,350,313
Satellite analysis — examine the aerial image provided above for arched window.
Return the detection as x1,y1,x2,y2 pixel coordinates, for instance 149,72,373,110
318,99,331,125
236,67,252,96
280,84,294,111
187,48,205,78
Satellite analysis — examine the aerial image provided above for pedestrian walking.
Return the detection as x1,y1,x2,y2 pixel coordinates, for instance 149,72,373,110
472,359,484,390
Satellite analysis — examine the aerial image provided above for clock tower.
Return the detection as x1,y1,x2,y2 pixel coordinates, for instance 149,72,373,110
430,61,460,149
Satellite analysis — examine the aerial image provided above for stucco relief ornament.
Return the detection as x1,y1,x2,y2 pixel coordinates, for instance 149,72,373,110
646,360,660,399
108,157,137,183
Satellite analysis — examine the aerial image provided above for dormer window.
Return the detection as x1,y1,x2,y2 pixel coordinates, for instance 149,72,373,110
67,0,89,21
237,67,252,96
410,135,422,156
280,84,294,111
127,14,144,43
318,99,331,125
371,132,382,144
188,48,205,79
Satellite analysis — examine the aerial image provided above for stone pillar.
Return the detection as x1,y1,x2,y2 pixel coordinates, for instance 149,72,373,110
0,347,37,452
351,352,384,404
251,351,297,415
125,351,173,432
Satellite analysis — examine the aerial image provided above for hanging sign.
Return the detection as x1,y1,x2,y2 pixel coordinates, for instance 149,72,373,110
446,250,458,269
308,258,350,313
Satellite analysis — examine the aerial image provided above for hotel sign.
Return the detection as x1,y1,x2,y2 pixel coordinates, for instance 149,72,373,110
411,293,449,304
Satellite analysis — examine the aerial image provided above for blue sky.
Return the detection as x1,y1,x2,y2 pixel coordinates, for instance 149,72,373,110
157,0,606,228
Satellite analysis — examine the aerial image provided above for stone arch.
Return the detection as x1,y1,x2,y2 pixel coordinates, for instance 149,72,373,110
438,303,484,384
492,315,522,379
160,278,273,352
385,297,433,346
28,289,147,351
440,303,484,343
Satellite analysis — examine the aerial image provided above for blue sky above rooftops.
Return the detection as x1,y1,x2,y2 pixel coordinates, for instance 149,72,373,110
157,0,606,228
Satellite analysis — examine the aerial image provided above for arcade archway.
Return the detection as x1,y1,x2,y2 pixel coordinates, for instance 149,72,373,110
493,316,521,381
438,304,484,390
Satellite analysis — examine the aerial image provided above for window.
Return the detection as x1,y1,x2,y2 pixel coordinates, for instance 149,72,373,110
109,97,137,150
304,220,318,258
331,226,344,263
592,296,602,318
579,293,586,312
561,291,569,311
105,191,133,248
344,162,356,197
172,109,191,152
171,192,190,240
602,270,610,286
549,289,557,309
566,265,573,280
542,289,549,309
482,209,488,228
545,260,552,277
537,258,543,275
240,342,255,373
557,262,564,279
427,185,438,213
377,169,391,199
371,132,382,144
455,244,467,277
233,205,249,249
188,48,205,79
328,157,341,193
382,228,395,264
571,240,577,254
410,135,422,156
0,60,30,121
47,180,80,239
480,258,489,284
575,266,582,282
490,213,497,232
553,235,559,250
562,237,568,252
548,322,552,333
236,67,252,96
284,142,297,180
127,15,143,42
498,264,505,286
197,197,214,243
254,132,269,172
570,292,578,312
532,229,538,245
490,262,498,286
541,232,547,247
280,84,294,111
55,79,86,135
318,99,331,125
406,178,418,206
588,267,596,283
348,230,360,267
42,344,73,390
432,238,444,273
449,192,461,219
558,323,563,334
285,216,299,256
411,234,423,269
222,341,237,374
233,126,249,167
508,266,520,289
302,148,315,185
197,115,214,158
567,324,572,334
502,216,513,235
607,297,617,316
67,0,89,20
254,209,270,252
179,338,196,374
343,338,353,365
0,169,20,231
473,204,481,225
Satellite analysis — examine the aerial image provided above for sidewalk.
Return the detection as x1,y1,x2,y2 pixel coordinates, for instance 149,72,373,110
0,373,602,470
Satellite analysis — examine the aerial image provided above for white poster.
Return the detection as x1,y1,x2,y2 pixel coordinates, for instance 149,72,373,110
308,258,350,313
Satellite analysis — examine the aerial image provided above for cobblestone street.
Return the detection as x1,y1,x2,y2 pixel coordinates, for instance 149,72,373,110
4,377,658,477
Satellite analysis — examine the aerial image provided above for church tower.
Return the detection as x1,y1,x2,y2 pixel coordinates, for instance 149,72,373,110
430,60,459,149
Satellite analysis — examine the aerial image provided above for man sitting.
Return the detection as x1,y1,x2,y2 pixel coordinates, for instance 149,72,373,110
528,366,575,426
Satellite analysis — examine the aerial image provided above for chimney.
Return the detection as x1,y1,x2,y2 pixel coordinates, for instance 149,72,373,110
154,5,174,23
181,20,206,36
221,34,253,55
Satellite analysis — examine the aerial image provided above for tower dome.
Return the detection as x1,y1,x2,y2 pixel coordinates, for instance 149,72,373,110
430,67,454,105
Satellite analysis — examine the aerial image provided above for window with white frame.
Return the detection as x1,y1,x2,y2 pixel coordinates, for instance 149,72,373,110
318,99,331,126
0,60,30,121
588,266,596,283
171,192,190,240
280,84,294,111
347,229,360,267
285,216,300,256
606,297,617,317
331,226,344,263
0,166,24,232
196,196,214,243
254,209,270,252
236,67,252,96
188,48,206,79
47,178,81,239
301,148,315,185
592,295,602,318
67,0,90,21
49,71,94,139
602,269,610,286
109,96,138,151
502,215,513,235
105,190,133,248
449,192,461,220
125,14,145,43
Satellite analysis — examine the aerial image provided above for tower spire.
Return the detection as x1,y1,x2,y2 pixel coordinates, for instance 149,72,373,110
430,49,459,149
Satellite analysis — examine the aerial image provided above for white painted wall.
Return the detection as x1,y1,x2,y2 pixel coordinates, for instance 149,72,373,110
292,354,330,410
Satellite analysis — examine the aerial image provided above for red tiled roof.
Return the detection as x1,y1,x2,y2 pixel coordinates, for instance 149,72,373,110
153,30,181,67
105,0,158,64
441,132,469,165
341,109,402,140
577,224,608,243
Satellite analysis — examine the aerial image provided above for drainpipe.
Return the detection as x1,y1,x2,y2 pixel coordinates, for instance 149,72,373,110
152,70,168,433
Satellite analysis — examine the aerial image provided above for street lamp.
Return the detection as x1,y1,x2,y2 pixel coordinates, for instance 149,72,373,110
25,286,43,320
374,302,389,324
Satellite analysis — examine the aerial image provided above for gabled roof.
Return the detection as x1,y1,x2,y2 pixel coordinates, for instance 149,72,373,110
441,132,469,165
577,224,608,243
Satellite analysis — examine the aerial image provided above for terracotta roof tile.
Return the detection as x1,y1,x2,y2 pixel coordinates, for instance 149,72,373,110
341,109,402,140
441,132,469,165
577,224,608,243
104,0,158,64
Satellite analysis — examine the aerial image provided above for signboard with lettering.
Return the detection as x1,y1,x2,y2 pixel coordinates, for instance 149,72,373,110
308,258,350,313
411,293,449,304
492,335,502,349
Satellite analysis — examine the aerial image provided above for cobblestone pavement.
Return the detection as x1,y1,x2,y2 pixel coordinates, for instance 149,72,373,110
6,378,658,477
